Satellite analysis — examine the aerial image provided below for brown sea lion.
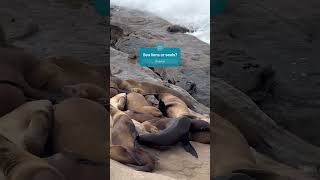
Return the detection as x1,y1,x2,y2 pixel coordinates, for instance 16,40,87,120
127,92,162,117
212,112,285,180
137,116,198,158
61,83,106,103
110,76,198,111
0,100,53,156
0,26,60,102
53,98,108,162
158,93,190,118
110,106,156,172
0,47,60,101
110,93,127,111
125,110,160,123
0,134,65,180
27,56,108,93
46,152,107,180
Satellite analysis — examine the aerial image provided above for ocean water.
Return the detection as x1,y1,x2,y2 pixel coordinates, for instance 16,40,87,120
111,0,210,44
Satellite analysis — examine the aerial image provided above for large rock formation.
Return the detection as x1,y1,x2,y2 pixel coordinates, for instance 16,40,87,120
111,6,210,107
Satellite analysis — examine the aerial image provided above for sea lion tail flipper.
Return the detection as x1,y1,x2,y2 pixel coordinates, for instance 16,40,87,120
180,134,198,158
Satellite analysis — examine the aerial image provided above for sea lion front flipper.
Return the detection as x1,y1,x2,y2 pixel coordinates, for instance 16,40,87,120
158,99,167,116
180,134,198,158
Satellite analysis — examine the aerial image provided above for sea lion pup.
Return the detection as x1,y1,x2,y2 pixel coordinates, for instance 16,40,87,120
110,93,127,111
27,56,108,92
0,100,53,156
127,92,162,117
0,134,65,180
110,76,198,111
110,105,156,172
61,83,107,103
158,93,190,118
45,152,107,180
53,98,108,162
137,116,198,158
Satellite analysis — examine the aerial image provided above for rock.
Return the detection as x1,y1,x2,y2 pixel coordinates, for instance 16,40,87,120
167,25,190,33
111,6,210,107
212,0,320,146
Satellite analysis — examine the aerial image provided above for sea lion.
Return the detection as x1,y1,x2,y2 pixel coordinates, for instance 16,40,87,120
125,110,160,123
0,47,60,101
27,56,108,93
53,98,108,162
212,112,256,177
110,93,127,111
110,105,156,172
0,27,60,102
0,100,53,156
110,76,198,111
46,152,107,180
137,116,198,158
61,83,107,103
127,92,162,117
0,134,65,180
143,117,210,144
158,93,190,118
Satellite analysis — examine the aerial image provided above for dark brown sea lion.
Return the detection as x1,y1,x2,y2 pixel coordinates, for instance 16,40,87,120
0,134,65,180
46,152,107,180
53,98,108,162
143,117,210,144
126,92,162,117
0,100,53,156
137,116,198,158
110,106,156,172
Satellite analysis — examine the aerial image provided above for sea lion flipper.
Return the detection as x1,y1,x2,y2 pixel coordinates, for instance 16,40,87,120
158,99,167,116
180,134,198,158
